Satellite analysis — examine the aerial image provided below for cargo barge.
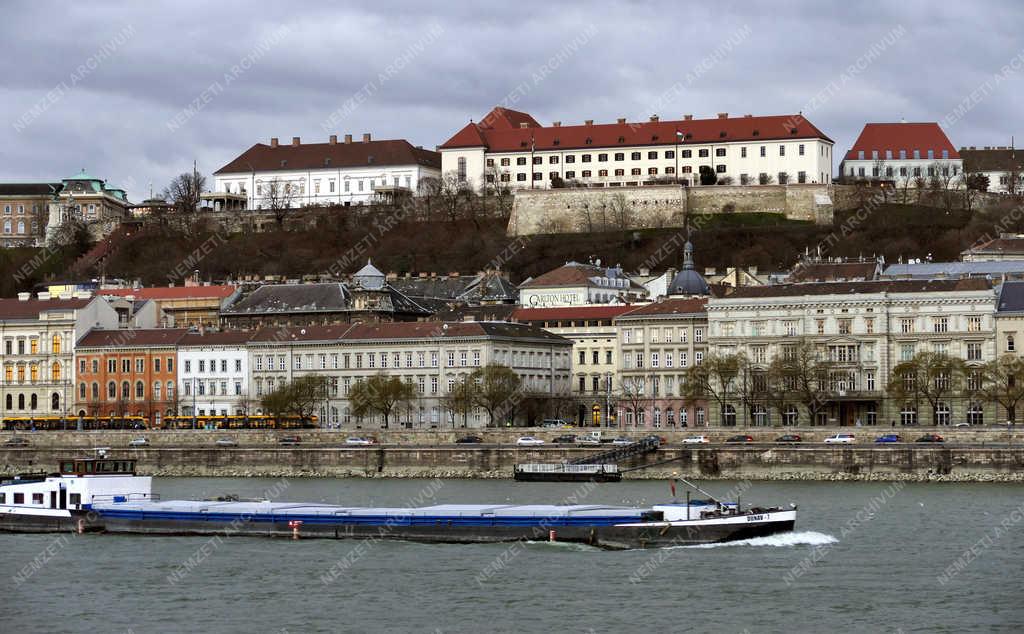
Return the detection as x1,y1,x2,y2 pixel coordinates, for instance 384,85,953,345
513,463,623,482
0,458,796,550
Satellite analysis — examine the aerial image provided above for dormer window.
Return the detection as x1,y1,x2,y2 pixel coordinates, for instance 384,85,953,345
651,135,659,141
324,158,332,167
752,130,760,137
520,141,528,147
790,128,798,134
553,139,560,146
618,136,625,143
719,131,727,138
367,155,375,164
585,138,593,145
685,133,693,140
280,160,287,168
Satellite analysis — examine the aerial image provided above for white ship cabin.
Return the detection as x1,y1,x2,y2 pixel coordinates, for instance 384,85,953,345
0,459,153,514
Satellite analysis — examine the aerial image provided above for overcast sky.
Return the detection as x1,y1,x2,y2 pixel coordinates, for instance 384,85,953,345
3,1,1022,202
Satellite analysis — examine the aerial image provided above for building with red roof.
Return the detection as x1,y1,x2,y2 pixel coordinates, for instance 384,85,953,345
212,134,441,209
439,106,834,190
839,122,962,186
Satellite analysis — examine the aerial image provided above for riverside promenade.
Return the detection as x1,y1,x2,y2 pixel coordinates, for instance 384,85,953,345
2,427,1023,481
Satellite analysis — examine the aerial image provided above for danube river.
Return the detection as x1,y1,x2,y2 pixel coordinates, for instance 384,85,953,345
4,478,1023,633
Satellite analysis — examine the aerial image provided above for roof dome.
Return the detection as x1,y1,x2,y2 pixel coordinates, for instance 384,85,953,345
353,259,386,290
668,241,709,296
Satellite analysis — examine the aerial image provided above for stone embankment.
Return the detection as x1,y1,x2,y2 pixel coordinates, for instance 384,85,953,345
2,427,1023,482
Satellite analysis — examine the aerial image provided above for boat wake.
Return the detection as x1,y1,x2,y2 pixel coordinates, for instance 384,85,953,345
678,531,838,550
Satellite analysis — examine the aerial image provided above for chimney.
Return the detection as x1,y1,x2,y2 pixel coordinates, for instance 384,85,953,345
17,292,30,301
617,118,626,125
683,114,693,121
344,134,352,144
743,114,752,118
292,137,300,146
362,133,371,142
329,135,337,145
717,113,728,119
519,122,529,129
552,121,561,127
37,292,50,300
649,115,659,122
270,137,279,148
585,119,593,126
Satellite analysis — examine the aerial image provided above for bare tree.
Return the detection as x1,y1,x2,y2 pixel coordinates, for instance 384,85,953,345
263,178,298,228
887,352,966,425
163,171,207,229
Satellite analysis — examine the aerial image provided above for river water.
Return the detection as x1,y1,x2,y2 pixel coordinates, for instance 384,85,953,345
3,477,1023,633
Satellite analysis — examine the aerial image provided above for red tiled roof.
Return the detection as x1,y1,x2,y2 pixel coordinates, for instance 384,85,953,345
964,236,1024,255
519,262,644,291
440,107,832,152
77,328,188,348
99,286,236,301
0,297,92,320
618,298,708,317
214,140,440,174
844,123,959,160
178,331,256,346
246,321,567,343
512,305,636,321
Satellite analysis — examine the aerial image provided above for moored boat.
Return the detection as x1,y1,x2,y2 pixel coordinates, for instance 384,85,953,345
0,458,796,549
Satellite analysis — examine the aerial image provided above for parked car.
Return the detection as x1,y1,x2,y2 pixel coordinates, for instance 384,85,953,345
611,437,636,446
541,419,570,428
823,433,856,444
345,437,376,446
874,434,902,443
681,435,710,444
278,435,302,445
774,434,802,443
3,437,29,447
215,437,238,447
915,433,945,443
128,437,150,447
725,434,754,443
953,423,971,428
576,435,601,445
454,435,483,444
516,436,545,446
552,434,578,444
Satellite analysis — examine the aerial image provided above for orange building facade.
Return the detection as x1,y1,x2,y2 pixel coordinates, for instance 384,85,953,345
74,329,187,427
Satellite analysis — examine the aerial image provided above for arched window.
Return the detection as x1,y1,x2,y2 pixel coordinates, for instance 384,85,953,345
934,402,951,426
29,364,38,383
92,382,99,400
51,393,60,411
79,382,87,399
636,408,646,427
5,394,11,410
752,405,769,426
51,362,61,382
722,404,737,426
967,403,984,425
166,382,174,398
16,221,24,234
154,412,162,428
696,407,705,426
900,403,917,426
680,409,688,427
783,405,800,426
153,382,161,399
135,381,144,399
108,381,116,399
666,408,675,427
121,381,130,399
17,394,25,409
652,407,662,428
30,394,37,410
51,334,61,354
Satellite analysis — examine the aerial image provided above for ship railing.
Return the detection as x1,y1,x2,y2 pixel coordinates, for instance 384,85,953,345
90,492,159,504
515,463,619,473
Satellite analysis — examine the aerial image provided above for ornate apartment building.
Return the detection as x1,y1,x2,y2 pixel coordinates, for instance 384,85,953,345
0,184,54,247
212,135,441,209
0,294,118,421
440,107,834,191
706,279,997,426
246,321,572,428
614,298,709,429
177,331,254,417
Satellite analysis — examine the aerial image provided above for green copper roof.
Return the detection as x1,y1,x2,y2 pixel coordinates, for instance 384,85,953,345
64,168,101,182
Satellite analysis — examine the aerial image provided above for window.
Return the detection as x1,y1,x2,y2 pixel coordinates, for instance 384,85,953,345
598,153,608,162
838,319,852,335
900,404,917,426
136,358,145,373
135,381,144,398
108,381,117,399
1007,335,1016,352
760,146,766,157
457,157,467,182
615,153,625,161
681,150,691,158
715,148,726,157
900,318,915,334
967,342,982,361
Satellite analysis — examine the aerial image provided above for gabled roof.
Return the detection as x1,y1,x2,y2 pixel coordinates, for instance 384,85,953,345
77,328,188,348
715,278,992,299
844,123,959,161
214,139,441,174
960,147,1024,173
617,298,707,318
0,297,92,320
519,262,643,291
98,285,237,301
440,107,833,152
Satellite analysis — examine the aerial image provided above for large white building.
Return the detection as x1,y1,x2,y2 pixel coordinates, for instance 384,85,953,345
840,122,962,186
439,107,834,191
212,134,442,209
177,331,253,417
518,261,648,308
960,146,1023,194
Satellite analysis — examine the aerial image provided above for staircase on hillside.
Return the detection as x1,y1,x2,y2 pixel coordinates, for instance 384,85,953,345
68,223,137,277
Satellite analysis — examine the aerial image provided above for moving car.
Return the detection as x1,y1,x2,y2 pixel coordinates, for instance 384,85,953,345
874,434,902,443
681,435,710,444
725,434,754,443
128,437,150,447
215,437,238,447
552,434,578,444
774,434,802,443
454,435,483,444
823,433,856,444
915,433,945,443
3,437,29,447
516,436,545,446
611,437,636,446
953,423,971,428
345,437,376,446
278,435,302,445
